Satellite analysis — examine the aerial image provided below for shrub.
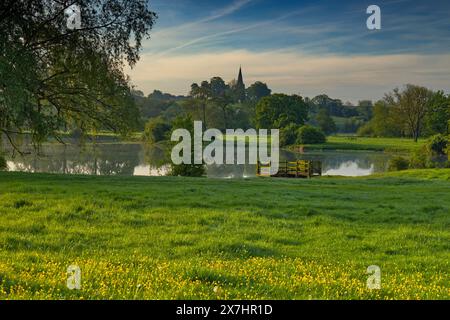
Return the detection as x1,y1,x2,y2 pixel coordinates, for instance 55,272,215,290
296,125,326,144
0,154,7,171
170,164,205,177
388,156,409,171
408,135,449,169
280,123,299,146
356,122,374,137
168,115,206,177
409,147,429,169
427,134,448,155
144,117,171,144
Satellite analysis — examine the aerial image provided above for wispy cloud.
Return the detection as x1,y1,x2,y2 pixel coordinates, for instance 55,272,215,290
152,0,254,38
147,5,324,56
155,8,316,56
133,0,450,101
204,0,254,23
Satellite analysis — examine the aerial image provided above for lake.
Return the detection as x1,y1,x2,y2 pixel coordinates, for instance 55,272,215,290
2,141,394,177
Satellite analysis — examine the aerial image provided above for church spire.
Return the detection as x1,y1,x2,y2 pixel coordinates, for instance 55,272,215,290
237,66,244,87
235,66,246,102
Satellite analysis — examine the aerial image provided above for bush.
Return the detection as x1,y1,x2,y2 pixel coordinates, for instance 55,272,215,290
170,164,205,177
168,115,206,177
296,125,326,144
407,135,449,169
280,123,299,146
409,147,430,169
427,134,448,155
144,117,171,144
388,156,409,171
356,122,374,136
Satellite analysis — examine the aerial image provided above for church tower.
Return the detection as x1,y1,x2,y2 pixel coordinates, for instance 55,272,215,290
235,66,246,102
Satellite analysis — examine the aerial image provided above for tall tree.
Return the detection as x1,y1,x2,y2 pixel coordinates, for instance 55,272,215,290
387,84,433,142
424,91,450,136
311,94,344,116
0,0,157,151
209,77,232,128
246,81,271,103
255,94,309,129
189,81,211,128
357,100,374,120
358,100,402,137
316,108,337,135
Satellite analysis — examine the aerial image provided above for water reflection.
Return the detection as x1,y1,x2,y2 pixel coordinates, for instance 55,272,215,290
4,142,393,177
288,150,391,176
323,162,374,176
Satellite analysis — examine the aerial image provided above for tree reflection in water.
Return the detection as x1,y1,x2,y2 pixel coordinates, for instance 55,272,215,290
4,141,394,177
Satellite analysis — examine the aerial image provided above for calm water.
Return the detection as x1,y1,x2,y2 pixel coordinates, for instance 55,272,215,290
3,141,393,177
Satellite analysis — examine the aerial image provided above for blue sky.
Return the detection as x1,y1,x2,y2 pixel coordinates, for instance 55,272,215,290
127,0,450,102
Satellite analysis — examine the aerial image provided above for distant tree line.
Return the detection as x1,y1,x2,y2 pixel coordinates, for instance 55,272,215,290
358,85,449,142
139,81,371,147
140,81,449,150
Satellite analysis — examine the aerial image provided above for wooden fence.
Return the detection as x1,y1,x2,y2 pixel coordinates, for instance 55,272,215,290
256,160,322,178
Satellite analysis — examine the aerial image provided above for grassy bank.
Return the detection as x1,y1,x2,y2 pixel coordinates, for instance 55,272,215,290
0,171,449,299
302,136,426,152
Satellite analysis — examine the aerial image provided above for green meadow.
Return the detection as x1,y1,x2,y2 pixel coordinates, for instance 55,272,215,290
0,170,448,299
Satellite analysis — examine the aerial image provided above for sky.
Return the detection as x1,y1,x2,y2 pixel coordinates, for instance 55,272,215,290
126,0,450,103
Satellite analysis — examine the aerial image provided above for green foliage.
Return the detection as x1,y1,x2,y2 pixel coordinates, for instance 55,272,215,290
316,108,337,135
409,148,430,169
356,123,374,136
144,117,172,144
357,85,446,141
296,125,326,144
186,76,267,130
356,100,373,121
357,100,402,137
190,78,232,128
386,84,434,141
309,95,359,118
226,103,253,130
388,156,410,171
342,118,364,133
170,162,205,177
408,135,449,169
169,115,205,177
280,123,300,147
0,0,156,149
255,94,309,129
135,90,185,125
426,134,448,155
246,81,271,103
423,91,450,136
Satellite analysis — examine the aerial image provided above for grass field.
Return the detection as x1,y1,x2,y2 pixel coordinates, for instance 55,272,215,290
0,171,449,299
302,136,426,152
